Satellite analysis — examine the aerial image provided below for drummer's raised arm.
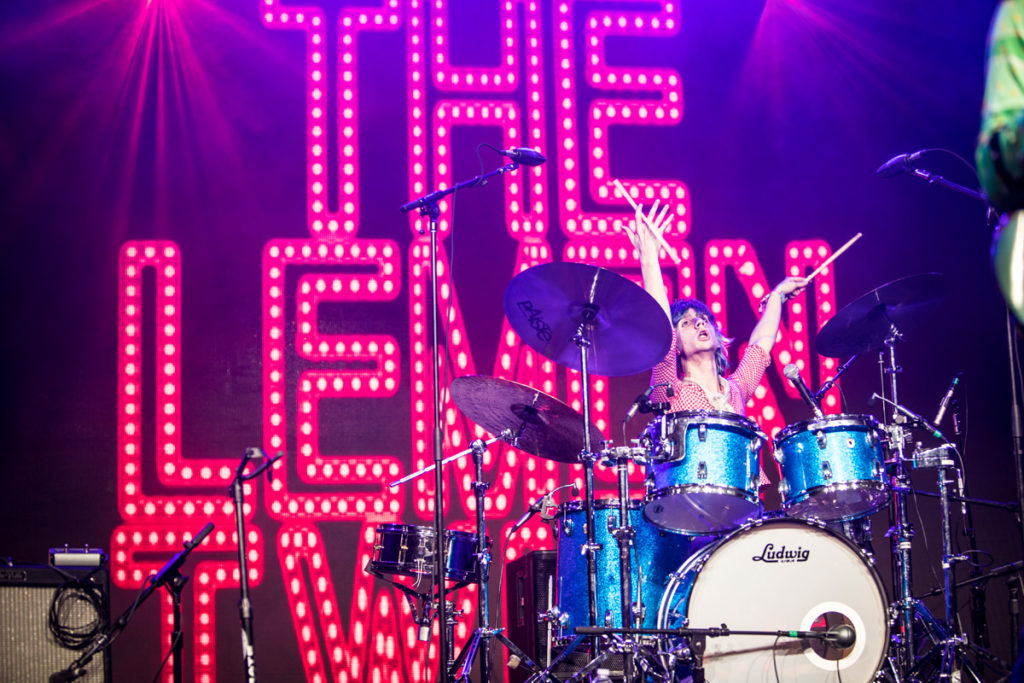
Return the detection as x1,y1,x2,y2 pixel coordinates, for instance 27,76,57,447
624,203,672,320
748,277,809,353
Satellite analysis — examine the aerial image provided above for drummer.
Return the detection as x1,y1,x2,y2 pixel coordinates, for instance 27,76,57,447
625,204,807,469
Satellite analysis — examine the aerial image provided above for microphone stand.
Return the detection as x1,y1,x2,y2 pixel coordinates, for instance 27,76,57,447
895,158,1024,665
400,159,522,682
229,448,281,683
951,391,993,656
50,522,214,683
894,159,1024,562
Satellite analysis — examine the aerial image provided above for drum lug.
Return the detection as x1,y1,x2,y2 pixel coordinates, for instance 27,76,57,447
872,459,883,479
778,480,789,498
562,518,573,536
697,423,708,442
816,430,827,449
603,610,614,627
773,447,784,464
866,429,877,448
697,461,708,480
821,460,833,480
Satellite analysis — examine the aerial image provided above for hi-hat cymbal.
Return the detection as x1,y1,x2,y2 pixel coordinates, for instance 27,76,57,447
449,375,602,463
815,273,945,358
503,262,672,377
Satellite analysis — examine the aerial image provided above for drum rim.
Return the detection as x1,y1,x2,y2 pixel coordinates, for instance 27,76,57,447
661,515,885,589
374,523,435,536
643,485,762,534
645,483,760,506
782,481,891,521
653,409,766,436
773,413,882,444
656,516,891,679
558,497,644,513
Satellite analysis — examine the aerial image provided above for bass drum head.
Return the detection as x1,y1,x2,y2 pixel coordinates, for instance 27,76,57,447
658,518,888,682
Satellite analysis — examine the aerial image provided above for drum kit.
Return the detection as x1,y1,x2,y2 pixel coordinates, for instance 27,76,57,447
366,262,1010,682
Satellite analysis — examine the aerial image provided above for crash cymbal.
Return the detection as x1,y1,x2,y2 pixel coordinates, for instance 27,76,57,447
503,262,672,377
449,375,602,463
815,273,946,358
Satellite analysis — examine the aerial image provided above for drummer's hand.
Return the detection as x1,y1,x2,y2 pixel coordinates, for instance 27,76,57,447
773,276,810,299
623,201,673,258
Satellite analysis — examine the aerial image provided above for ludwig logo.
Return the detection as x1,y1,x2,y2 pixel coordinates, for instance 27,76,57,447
752,542,810,563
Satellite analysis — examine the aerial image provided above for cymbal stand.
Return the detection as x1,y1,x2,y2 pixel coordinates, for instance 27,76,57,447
387,431,546,682
571,312,602,659
879,325,916,677
448,438,553,683
877,410,996,681
608,445,639,682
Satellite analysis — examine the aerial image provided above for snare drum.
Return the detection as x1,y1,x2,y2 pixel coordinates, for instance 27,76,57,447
774,414,888,521
642,410,766,534
656,518,889,682
367,524,482,584
553,499,697,640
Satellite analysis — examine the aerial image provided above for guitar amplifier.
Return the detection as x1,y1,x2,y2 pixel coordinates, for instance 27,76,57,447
504,550,557,682
0,563,111,683
504,550,628,682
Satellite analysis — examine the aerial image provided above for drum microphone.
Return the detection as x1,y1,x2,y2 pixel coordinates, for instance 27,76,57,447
509,483,579,533
876,150,925,178
932,373,962,426
624,383,670,421
871,393,944,440
783,364,824,419
788,624,856,649
499,147,547,167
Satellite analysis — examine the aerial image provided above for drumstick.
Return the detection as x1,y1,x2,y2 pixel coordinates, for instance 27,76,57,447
613,179,682,265
806,232,862,281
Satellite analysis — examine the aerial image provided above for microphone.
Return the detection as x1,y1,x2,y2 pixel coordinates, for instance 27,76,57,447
499,147,547,167
827,624,856,649
871,393,944,440
788,624,856,650
509,483,579,534
624,385,657,422
933,373,962,426
783,364,824,419
49,669,86,683
151,522,215,588
876,150,925,178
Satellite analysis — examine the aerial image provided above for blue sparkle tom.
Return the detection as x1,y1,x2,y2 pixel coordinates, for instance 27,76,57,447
773,413,888,522
642,410,766,534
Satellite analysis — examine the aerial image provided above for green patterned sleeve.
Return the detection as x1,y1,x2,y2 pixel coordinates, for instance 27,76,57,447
978,0,1024,212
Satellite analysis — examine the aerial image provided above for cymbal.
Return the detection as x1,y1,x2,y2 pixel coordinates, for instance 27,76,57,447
503,262,672,377
815,273,946,358
449,375,602,463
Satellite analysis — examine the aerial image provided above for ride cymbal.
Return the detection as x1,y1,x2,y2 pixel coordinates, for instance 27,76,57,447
503,262,671,377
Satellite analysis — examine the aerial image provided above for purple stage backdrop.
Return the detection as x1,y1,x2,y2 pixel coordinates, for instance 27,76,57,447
0,0,1017,681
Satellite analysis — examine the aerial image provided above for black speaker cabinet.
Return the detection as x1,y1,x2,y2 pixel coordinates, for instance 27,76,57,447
506,550,564,683
0,564,111,683
504,550,629,681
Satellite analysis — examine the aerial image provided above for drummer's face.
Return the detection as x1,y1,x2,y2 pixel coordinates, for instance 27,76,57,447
676,309,716,357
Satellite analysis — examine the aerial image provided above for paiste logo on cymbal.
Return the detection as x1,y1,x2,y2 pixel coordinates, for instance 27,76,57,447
516,300,552,342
